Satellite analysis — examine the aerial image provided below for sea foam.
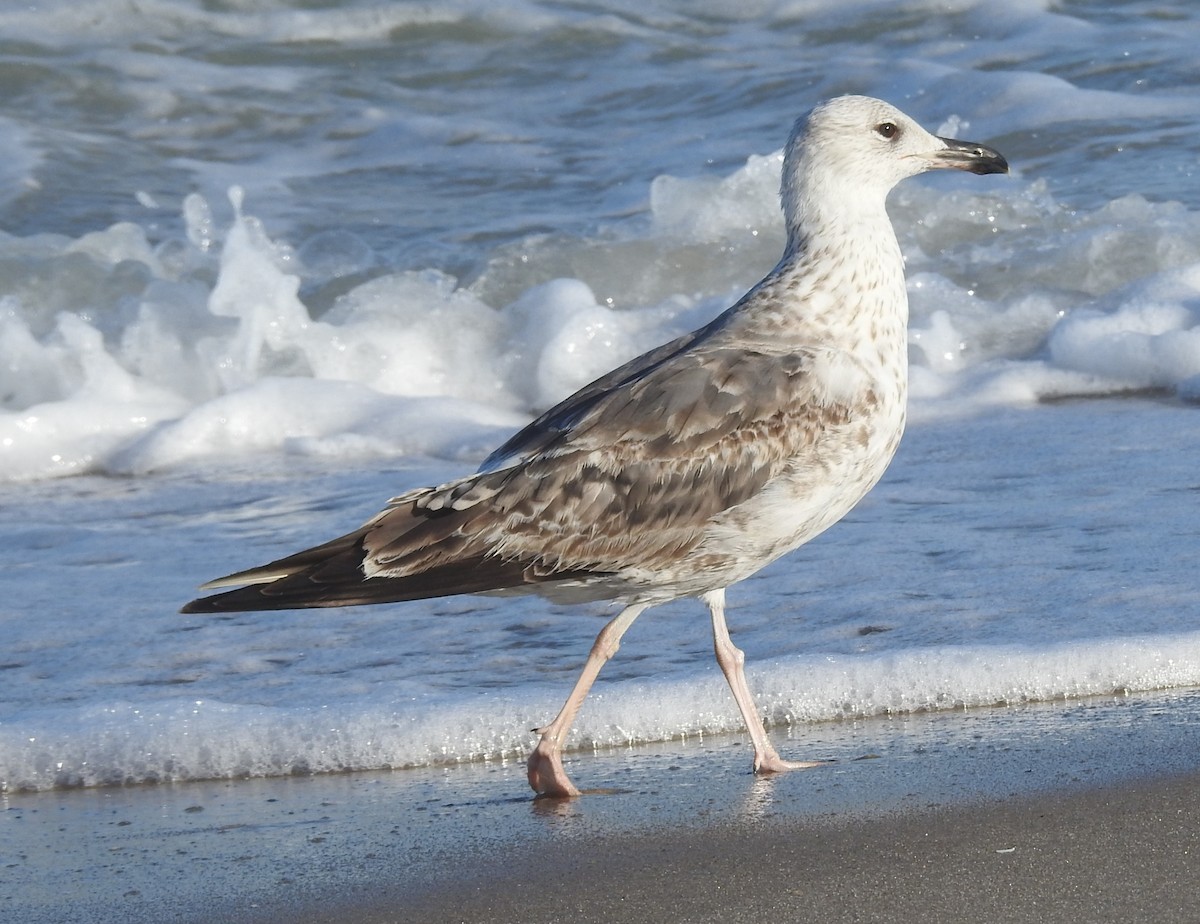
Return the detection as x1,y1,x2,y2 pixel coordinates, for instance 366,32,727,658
5,632,1199,792
3,152,1200,483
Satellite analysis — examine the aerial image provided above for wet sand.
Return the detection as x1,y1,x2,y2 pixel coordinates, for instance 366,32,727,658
6,687,1200,924
390,770,1200,924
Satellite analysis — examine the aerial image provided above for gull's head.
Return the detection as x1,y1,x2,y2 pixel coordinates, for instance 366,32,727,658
781,95,1008,235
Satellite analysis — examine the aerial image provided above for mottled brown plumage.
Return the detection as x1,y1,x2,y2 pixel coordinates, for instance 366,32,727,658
184,96,1008,797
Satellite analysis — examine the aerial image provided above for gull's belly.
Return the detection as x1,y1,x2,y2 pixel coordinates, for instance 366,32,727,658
674,389,906,592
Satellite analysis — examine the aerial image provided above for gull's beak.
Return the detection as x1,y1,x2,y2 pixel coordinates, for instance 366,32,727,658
932,136,1009,176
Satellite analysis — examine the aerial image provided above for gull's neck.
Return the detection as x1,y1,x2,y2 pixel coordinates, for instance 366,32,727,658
737,182,909,350
782,177,899,261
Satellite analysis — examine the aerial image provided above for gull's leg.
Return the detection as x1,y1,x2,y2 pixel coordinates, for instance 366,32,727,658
527,602,648,797
704,588,827,774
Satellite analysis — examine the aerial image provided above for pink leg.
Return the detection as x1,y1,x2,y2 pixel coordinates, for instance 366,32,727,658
527,602,647,797
704,588,827,774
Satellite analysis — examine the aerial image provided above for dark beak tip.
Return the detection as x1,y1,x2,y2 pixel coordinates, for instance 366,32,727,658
969,154,1010,176
935,135,1010,177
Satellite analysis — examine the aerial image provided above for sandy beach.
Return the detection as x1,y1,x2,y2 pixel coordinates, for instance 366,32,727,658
6,686,1200,923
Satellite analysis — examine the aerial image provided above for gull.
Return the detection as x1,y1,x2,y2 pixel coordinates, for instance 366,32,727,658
183,96,1008,798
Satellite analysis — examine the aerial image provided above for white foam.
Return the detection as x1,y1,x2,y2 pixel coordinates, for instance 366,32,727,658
3,148,1200,481
1,185,710,479
1046,271,1200,391
6,632,1198,792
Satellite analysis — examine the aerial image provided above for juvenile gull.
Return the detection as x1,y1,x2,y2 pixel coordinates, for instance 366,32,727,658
183,96,1008,798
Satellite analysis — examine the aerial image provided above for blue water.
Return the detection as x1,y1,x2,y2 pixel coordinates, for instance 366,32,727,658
1,0,1199,792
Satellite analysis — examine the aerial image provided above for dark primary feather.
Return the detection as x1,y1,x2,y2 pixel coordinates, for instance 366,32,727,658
179,530,596,613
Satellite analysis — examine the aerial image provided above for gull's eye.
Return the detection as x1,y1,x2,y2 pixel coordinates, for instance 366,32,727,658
876,121,899,139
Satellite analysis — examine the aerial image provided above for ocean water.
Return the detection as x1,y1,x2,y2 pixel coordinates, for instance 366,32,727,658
2,0,1199,793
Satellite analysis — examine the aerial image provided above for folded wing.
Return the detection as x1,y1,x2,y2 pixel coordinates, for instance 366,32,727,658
182,343,855,614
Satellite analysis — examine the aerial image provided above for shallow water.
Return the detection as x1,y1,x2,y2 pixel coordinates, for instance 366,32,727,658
1,0,1199,791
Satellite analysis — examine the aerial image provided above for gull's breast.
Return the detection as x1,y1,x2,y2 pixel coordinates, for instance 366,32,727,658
672,348,907,592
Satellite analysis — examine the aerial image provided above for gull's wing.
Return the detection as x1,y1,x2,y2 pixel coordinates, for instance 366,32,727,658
182,340,862,614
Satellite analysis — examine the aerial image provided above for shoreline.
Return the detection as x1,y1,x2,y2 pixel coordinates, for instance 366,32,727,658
6,687,1200,924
